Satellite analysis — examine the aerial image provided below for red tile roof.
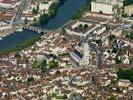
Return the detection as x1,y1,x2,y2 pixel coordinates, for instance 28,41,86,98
0,0,18,4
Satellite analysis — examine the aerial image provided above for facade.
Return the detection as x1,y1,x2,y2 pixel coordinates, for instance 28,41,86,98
118,79,131,87
91,0,124,15
70,49,83,66
115,0,124,8
80,42,90,67
91,1,114,14
124,5,133,16
70,42,91,67
39,1,52,11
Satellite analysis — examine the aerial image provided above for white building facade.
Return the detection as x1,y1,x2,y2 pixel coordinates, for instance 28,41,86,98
91,1,114,14
124,5,133,16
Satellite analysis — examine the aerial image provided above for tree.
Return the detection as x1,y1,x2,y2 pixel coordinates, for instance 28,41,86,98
109,34,116,42
49,2,58,16
49,60,58,68
40,60,47,73
32,7,38,14
39,13,49,25
126,32,133,40
78,24,83,30
24,17,28,25
32,18,37,26
37,5,39,10
108,96,116,100
72,0,92,19
124,0,133,6
99,11,103,14
121,13,128,17
115,55,122,64
117,68,133,82
129,57,133,65
27,76,34,83
32,60,39,68
84,24,88,29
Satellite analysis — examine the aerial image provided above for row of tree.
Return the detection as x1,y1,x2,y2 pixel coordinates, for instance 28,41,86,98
124,0,133,6
117,68,133,82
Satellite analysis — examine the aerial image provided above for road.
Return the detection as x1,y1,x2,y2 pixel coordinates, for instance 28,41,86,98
10,0,26,26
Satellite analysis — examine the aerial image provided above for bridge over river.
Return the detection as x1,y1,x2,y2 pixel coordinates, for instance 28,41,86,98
0,0,87,52
23,26,49,34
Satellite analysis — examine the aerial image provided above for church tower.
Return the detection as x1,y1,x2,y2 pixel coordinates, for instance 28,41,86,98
80,41,90,67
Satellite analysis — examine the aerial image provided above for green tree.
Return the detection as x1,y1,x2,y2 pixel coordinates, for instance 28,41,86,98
117,68,133,82
32,60,39,68
121,13,128,17
115,55,122,64
32,7,38,14
126,32,133,40
84,24,88,29
124,0,133,6
24,17,28,25
27,76,34,83
72,0,92,19
49,60,58,68
108,96,116,100
49,2,58,16
109,34,116,42
37,5,39,10
39,13,49,25
79,24,83,30
39,60,47,73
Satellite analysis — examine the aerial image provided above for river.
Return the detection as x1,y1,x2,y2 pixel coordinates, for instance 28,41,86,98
0,0,86,52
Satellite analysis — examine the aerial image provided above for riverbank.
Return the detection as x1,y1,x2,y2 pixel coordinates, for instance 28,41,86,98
32,0,66,26
0,0,64,55
0,25,23,38
0,0,87,54
72,0,92,19
0,35,41,55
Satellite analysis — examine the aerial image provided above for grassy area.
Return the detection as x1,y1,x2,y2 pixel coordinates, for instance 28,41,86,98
0,36,41,55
